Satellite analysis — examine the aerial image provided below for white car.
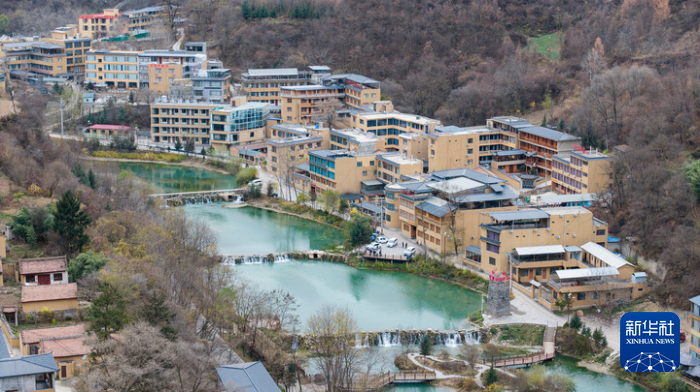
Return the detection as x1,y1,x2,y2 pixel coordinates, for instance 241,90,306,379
387,238,398,248
249,179,263,187
403,247,416,258
365,242,381,251
376,237,388,244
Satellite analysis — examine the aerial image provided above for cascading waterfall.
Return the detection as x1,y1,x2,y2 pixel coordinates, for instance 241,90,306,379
225,254,294,264
464,331,481,345
348,330,481,347
355,334,370,348
375,332,402,347
435,332,463,347
274,254,291,263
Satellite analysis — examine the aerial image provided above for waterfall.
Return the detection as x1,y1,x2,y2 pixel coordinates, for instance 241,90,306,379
291,335,299,351
226,254,292,264
464,331,481,345
241,256,266,264
435,332,462,347
233,194,244,204
274,254,291,263
375,332,401,347
355,334,370,349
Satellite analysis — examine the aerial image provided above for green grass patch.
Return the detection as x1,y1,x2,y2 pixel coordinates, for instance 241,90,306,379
90,151,189,163
526,32,562,60
496,324,545,346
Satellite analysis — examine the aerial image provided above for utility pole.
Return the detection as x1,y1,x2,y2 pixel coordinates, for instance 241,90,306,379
59,97,65,136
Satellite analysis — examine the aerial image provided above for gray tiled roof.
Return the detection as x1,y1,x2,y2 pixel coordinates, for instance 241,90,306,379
430,168,502,185
517,125,580,142
0,353,59,378
486,210,549,222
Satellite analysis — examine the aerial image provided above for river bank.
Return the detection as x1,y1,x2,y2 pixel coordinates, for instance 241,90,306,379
80,155,232,175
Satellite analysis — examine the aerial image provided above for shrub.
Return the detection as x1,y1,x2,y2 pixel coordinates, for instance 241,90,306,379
419,335,432,356
485,365,498,386
569,313,583,330
236,167,258,185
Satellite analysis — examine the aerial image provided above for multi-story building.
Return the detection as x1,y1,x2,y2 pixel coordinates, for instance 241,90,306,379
1,41,67,78
85,50,140,89
210,103,271,151
192,68,232,103
376,154,423,184
321,74,381,109
690,295,700,358
397,133,430,170
515,125,580,177
552,146,612,195
350,111,441,151
150,99,215,146
241,68,317,106
471,206,608,275
138,49,206,93
280,85,344,124
43,25,92,78
122,6,166,33
308,150,379,196
427,125,518,172
267,134,327,176
79,8,122,39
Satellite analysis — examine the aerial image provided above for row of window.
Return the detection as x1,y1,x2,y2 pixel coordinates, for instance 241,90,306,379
309,164,335,180
86,55,138,63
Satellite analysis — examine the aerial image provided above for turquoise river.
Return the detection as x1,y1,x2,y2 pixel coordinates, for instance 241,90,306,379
106,161,644,391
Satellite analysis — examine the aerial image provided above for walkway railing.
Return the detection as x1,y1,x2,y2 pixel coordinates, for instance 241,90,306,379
340,370,437,391
483,326,557,368
361,250,410,262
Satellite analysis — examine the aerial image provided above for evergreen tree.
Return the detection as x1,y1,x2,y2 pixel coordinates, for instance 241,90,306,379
69,251,108,281
174,138,183,150
558,118,565,130
128,91,135,104
98,107,107,124
569,313,583,330
419,335,432,356
241,0,251,19
88,169,96,190
485,365,498,385
140,292,178,341
53,190,91,255
541,114,547,126
347,215,373,247
184,137,195,154
88,282,128,341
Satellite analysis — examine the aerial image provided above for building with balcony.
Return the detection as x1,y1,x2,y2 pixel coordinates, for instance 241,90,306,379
85,50,140,89
280,85,344,124
122,6,167,33
267,135,327,175
241,67,318,106
0,352,59,392
308,150,378,196
79,8,122,39
690,295,700,359
329,129,380,154
137,49,207,92
192,68,232,103
516,125,580,177
552,147,612,195
1,41,67,78
471,206,608,275
320,73,381,109
350,111,441,151
376,154,423,185
426,124,518,172
43,25,92,78
150,99,216,146
210,103,271,151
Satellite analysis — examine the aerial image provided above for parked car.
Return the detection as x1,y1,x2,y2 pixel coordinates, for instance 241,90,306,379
403,246,416,258
371,234,377,241
376,236,388,244
249,179,263,187
681,330,687,342
387,238,398,248
365,242,381,251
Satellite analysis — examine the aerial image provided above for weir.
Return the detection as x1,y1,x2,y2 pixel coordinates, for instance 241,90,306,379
294,329,484,349
148,188,246,206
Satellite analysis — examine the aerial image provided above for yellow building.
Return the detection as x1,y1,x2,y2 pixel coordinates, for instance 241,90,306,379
85,124,131,139
150,100,215,146
268,134,327,174
397,133,430,166
85,50,140,89
43,25,92,78
308,150,378,196
321,74,381,109
376,154,423,184
19,324,89,379
552,148,612,195
122,6,167,33
427,125,518,172
280,85,344,124
690,295,700,358
330,129,380,154
21,283,79,313
350,111,441,151
210,103,271,151
79,9,122,39
1,41,67,78
469,206,608,275
242,68,317,106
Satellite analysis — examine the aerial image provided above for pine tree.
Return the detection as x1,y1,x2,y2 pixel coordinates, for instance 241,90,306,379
88,282,128,340
541,114,547,126
485,365,498,385
53,190,91,255
140,293,178,341
174,138,183,150
88,169,96,190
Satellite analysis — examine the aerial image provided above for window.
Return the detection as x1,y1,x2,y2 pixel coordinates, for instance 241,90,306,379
250,132,254,138
693,319,700,333
520,269,528,277
489,257,496,265
535,268,542,276
693,335,700,349
596,229,606,236
577,292,586,300
362,171,367,176
26,275,35,283
53,273,62,281
486,243,499,254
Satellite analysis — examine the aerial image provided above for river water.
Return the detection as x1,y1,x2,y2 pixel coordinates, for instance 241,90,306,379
99,161,644,391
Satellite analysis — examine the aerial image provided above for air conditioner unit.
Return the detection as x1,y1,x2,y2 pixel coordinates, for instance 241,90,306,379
533,229,537,232
471,236,475,239
546,228,551,231
556,235,560,239
510,230,514,233
559,214,564,218
573,214,578,218
572,234,577,238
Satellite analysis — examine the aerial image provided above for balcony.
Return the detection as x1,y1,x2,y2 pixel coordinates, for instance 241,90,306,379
480,222,547,232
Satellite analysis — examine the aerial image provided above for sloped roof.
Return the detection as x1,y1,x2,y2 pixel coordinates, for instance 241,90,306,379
486,210,549,222
554,267,619,280
0,331,10,359
518,125,580,142
40,336,90,358
690,295,700,307
21,283,78,303
580,242,632,269
0,353,59,378
216,361,279,392
18,256,67,275
21,324,86,345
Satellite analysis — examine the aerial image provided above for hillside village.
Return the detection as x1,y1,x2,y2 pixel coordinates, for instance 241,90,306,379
1,1,700,391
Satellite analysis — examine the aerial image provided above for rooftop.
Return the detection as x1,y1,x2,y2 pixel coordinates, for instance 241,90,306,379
553,266,619,280
331,129,379,143
87,124,131,131
21,324,87,345
18,256,67,275
514,245,566,257
427,177,484,194
378,153,422,166
21,283,78,303
580,242,632,269
416,196,452,218
690,295,700,307
538,194,597,205
281,85,339,91
246,68,299,77
486,210,549,222
79,12,122,19
490,116,530,125
268,136,322,147
357,111,440,126
308,65,331,71
430,168,502,185
124,5,165,14
0,353,59,378
517,125,580,142
539,206,592,216
217,361,279,392
40,336,90,358
323,73,380,86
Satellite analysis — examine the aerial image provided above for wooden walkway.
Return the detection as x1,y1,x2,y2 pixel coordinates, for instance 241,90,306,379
341,370,437,391
361,250,411,262
485,326,557,368
682,375,700,390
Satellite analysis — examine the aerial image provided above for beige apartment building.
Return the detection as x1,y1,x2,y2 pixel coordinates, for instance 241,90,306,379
280,85,344,124
350,112,441,151
308,150,380,196
469,206,608,275
330,129,380,154
122,6,167,33
268,135,327,175
321,73,381,109
85,50,140,89
43,25,92,77
1,41,67,78
376,154,423,184
398,133,430,166
150,100,215,146
427,125,517,172
552,148,612,195
210,103,271,151
241,68,320,106
79,9,122,39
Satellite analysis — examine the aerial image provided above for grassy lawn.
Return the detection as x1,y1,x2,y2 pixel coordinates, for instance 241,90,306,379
496,324,546,346
527,32,562,60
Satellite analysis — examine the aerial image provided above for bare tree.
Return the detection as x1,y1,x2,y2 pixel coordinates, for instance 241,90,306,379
314,99,344,129
307,305,359,391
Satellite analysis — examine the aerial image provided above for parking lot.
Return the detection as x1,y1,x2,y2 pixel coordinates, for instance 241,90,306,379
363,235,416,260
